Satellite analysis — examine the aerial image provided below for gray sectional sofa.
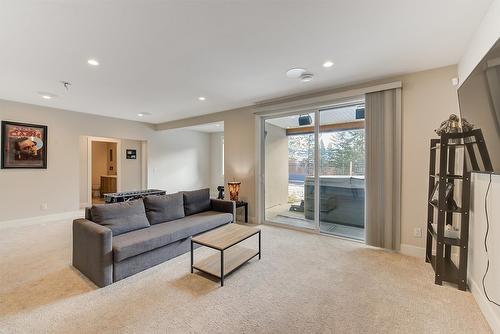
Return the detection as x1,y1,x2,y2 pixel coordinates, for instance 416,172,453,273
72,188,235,287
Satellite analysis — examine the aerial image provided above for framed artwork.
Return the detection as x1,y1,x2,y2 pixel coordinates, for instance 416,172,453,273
1,121,48,169
126,149,137,159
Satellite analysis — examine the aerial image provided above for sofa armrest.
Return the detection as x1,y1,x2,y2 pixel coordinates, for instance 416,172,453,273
72,218,113,287
211,199,236,221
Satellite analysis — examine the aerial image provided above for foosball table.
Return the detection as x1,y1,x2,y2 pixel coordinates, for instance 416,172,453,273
104,189,166,203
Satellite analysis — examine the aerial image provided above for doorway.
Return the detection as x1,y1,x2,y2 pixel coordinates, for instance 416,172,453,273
88,137,121,205
262,102,366,241
91,141,118,204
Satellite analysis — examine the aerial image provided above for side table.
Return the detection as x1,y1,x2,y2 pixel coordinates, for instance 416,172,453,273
235,201,248,223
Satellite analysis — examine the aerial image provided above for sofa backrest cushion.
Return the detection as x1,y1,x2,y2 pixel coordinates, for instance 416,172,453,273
183,188,211,216
90,199,150,236
144,193,185,225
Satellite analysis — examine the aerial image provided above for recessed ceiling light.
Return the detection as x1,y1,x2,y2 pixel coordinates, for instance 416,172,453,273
137,113,144,117
323,60,334,68
300,73,314,83
286,68,306,78
137,112,152,117
38,92,56,100
87,59,99,66
198,96,206,101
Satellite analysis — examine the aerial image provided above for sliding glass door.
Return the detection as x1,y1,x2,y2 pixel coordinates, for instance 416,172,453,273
262,103,365,241
264,112,316,230
318,105,365,240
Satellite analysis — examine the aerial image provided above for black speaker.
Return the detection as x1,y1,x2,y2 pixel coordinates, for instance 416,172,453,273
355,106,365,120
298,114,312,126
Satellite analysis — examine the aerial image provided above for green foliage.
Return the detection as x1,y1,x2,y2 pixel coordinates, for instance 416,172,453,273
288,129,365,176
323,129,365,174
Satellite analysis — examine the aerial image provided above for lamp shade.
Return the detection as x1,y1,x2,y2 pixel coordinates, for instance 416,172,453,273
227,181,241,201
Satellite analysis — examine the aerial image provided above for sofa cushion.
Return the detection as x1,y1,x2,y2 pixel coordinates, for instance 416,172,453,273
90,199,150,236
144,193,185,225
112,211,232,262
183,188,211,216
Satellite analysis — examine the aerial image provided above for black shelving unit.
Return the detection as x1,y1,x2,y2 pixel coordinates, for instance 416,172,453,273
425,129,492,291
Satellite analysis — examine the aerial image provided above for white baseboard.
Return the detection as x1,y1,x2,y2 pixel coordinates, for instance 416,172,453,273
399,243,426,258
0,210,84,229
469,277,500,334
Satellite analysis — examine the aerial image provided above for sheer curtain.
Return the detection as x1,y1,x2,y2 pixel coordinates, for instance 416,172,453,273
365,88,402,250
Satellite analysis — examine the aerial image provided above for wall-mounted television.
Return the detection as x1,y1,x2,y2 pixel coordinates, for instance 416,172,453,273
458,38,500,173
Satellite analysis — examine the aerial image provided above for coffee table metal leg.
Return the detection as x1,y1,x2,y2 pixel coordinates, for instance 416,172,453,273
220,250,224,286
190,239,194,273
259,231,261,260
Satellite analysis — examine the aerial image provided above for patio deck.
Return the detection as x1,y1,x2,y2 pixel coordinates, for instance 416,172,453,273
265,203,365,241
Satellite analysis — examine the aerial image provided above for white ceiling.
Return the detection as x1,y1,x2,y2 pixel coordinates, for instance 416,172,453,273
0,0,493,124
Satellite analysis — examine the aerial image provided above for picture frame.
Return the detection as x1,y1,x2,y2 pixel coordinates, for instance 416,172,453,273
126,149,137,159
1,121,48,169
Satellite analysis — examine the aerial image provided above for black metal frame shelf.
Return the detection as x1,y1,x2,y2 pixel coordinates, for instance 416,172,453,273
429,174,464,180
427,226,461,246
428,201,465,213
425,129,492,291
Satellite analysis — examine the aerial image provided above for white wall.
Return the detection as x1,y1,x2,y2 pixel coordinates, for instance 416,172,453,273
210,132,224,198
121,139,143,191
0,99,211,222
469,172,500,334
151,128,211,194
459,0,500,83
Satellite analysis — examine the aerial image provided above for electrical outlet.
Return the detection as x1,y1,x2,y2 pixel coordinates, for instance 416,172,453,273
40,203,48,211
414,227,422,238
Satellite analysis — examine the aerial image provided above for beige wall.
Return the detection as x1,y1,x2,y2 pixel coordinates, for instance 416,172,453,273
0,66,460,241
156,107,257,221
0,100,212,221
399,65,460,249
156,65,460,244
264,123,289,209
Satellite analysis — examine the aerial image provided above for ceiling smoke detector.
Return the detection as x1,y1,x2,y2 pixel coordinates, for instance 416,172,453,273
300,73,314,82
286,68,306,78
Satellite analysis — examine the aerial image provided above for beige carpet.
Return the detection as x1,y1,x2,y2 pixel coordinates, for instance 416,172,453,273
0,220,491,334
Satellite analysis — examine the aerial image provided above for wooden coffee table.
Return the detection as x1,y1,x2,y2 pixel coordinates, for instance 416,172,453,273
191,224,261,286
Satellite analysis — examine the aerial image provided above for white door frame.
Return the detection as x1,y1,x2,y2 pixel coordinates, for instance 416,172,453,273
87,136,122,206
